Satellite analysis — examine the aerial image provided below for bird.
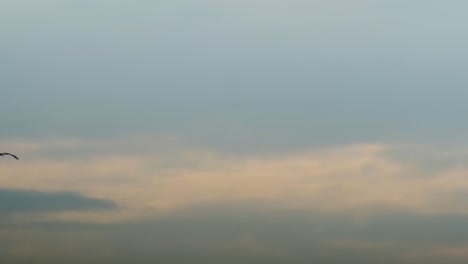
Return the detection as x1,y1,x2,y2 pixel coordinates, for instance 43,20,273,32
0,153,19,160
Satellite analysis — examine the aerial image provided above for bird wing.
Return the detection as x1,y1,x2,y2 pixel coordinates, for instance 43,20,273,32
1,153,18,160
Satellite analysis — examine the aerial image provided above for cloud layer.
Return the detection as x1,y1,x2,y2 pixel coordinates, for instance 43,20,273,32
1,137,468,262
2,204,468,263
2,137,468,221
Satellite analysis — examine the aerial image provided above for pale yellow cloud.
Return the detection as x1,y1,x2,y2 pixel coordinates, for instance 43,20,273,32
2,137,468,222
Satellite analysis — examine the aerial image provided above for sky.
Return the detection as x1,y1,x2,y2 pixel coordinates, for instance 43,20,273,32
2,0,468,263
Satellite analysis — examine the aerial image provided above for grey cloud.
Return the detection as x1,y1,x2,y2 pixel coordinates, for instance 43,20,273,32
383,146,468,178
1,203,468,263
0,188,117,214
361,210,468,244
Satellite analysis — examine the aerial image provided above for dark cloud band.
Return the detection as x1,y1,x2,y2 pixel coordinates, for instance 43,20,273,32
0,188,117,213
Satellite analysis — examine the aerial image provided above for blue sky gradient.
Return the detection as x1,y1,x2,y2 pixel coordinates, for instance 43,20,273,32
3,0,468,149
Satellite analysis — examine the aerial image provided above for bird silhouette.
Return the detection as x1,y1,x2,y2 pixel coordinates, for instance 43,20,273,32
0,153,19,160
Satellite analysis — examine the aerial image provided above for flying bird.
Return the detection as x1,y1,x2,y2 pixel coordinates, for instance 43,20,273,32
0,153,19,160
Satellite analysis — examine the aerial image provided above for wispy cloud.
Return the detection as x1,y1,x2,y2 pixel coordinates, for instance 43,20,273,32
2,137,468,223
3,137,468,262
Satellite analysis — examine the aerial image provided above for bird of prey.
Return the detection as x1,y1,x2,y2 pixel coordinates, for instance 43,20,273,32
0,153,19,160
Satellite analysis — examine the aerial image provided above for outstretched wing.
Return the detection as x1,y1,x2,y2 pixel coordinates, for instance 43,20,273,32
1,153,19,160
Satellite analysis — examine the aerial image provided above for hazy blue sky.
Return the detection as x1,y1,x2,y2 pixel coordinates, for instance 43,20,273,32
2,0,468,263
4,0,468,148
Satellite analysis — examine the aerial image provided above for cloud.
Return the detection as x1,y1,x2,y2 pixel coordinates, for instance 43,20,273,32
3,137,468,223
2,203,468,263
0,188,116,214
3,135,468,263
